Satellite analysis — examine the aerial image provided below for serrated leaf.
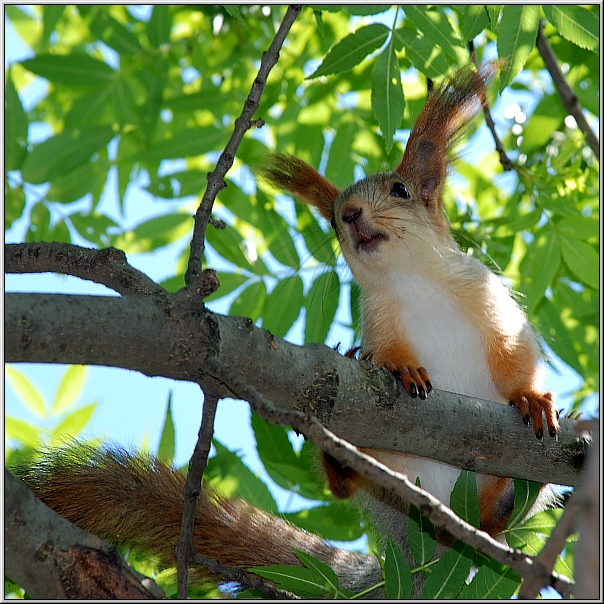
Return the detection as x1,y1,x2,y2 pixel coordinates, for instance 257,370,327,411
223,5,245,24
5,416,41,447
261,276,304,338
21,126,115,185
229,280,267,321
284,501,364,541
526,226,561,314
252,412,298,468
297,205,336,267
408,499,437,565
542,5,599,53
294,549,339,591
403,6,467,63
305,270,340,344
51,403,97,442
6,366,46,417
157,392,175,464
384,536,412,599
371,42,404,153
461,5,489,43
497,5,540,91
459,558,520,599
506,508,564,549
147,5,172,47
506,480,542,530
5,70,29,171
206,224,262,274
53,365,88,415
393,28,449,80
450,470,480,528
560,237,599,290
487,6,504,32
21,53,115,87
208,440,278,514
309,23,390,79
421,539,474,598
249,565,327,596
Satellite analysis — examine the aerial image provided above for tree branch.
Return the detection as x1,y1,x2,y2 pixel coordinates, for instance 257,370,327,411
5,469,164,599
4,242,165,296
4,292,589,487
536,20,599,159
205,357,574,597
176,389,219,599
185,5,302,287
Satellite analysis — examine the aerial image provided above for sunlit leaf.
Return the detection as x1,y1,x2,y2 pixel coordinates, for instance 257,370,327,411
461,5,489,43
157,392,175,464
393,28,449,79
6,366,45,417
422,539,474,598
542,5,599,53
51,403,97,442
53,365,88,415
5,416,41,447
560,237,599,290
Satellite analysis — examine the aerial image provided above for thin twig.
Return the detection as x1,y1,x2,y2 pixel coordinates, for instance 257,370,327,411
206,356,574,598
192,552,300,599
175,390,219,599
536,20,599,159
468,42,514,172
4,242,165,296
184,5,303,288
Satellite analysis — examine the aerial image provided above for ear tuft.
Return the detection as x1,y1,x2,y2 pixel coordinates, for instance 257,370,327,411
260,153,340,221
397,62,499,205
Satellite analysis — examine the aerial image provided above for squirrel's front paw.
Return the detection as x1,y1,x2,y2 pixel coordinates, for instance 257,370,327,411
384,361,432,400
509,389,559,439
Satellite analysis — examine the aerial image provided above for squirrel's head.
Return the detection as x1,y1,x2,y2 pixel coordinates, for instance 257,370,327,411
261,63,497,279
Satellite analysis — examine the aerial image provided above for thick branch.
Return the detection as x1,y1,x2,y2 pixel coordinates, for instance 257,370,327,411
4,242,165,296
185,5,302,286
536,20,599,159
5,469,164,599
4,292,589,487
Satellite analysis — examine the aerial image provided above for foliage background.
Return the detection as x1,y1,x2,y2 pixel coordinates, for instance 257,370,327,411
4,4,599,599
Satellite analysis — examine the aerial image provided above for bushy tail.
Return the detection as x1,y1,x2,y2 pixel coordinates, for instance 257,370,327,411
15,444,380,593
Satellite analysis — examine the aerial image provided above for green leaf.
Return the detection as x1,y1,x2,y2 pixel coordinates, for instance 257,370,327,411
525,226,561,314
294,549,339,591
325,120,357,187
497,5,540,91
47,156,109,204
110,78,140,129
284,501,364,541
5,5,42,48
229,280,267,322
53,365,88,415
70,211,119,247
64,86,115,131
560,237,599,290
384,536,412,599
223,5,245,24
21,53,115,87
346,6,391,16
296,205,336,267
421,539,474,598
250,564,327,597
6,365,46,417
147,5,172,47
5,183,27,228
132,127,224,163
408,492,437,565
21,126,115,185
157,392,175,464
449,470,480,528
305,270,340,344
91,13,143,56
487,5,504,32
51,403,97,442
371,42,404,153
542,5,599,53
206,224,261,274
252,412,298,470
309,23,390,79
461,5,489,43
145,169,206,200
25,202,51,242
506,508,563,549
5,70,29,171
506,479,541,530
556,215,599,241
403,6,468,63
207,440,278,514
261,276,304,338
5,416,41,447
393,28,449,80
459,557,520,599
40,5,65,49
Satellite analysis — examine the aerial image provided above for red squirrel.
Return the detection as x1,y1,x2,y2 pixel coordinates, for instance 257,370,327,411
16,64,558,597
262,61,559,578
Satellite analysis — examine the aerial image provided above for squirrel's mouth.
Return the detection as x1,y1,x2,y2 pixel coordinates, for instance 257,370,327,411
349,224,388,252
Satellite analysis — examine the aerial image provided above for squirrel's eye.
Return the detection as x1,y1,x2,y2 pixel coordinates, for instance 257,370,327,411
390,182,410,199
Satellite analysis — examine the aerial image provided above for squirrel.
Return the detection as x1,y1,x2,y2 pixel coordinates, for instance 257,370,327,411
15,63,559,598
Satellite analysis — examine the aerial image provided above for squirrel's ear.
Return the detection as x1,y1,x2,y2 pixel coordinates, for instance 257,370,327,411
397,63,498,206
261,153,340,221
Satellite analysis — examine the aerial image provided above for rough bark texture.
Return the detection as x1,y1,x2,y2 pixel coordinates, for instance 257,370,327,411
5,291,588,486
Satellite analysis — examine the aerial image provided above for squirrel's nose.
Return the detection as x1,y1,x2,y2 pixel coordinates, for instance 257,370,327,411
342,207,362,224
